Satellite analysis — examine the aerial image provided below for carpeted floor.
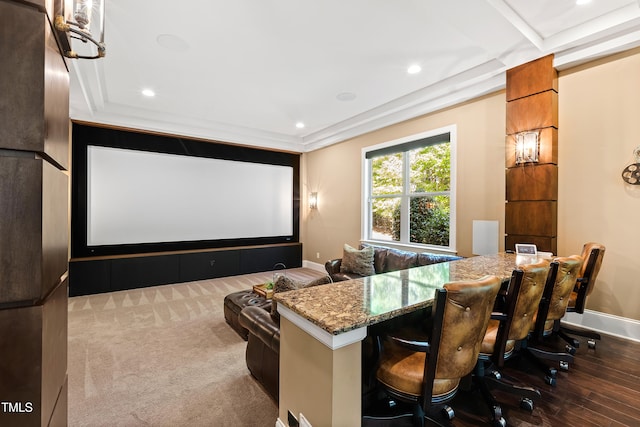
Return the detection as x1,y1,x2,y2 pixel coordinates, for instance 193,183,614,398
67,267,326,427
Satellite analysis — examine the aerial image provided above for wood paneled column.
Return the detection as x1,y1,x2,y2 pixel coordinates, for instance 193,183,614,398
0,1,70,425
505,55,559,254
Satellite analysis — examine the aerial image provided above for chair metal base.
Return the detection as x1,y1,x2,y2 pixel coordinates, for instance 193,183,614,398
362,396,454,427
559,323,601,349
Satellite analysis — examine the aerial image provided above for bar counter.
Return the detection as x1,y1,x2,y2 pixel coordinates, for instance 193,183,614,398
275,252,525,335
274,252,547,426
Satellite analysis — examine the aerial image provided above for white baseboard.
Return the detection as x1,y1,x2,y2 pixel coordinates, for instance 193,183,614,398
302,260,326,273
562,309,640,343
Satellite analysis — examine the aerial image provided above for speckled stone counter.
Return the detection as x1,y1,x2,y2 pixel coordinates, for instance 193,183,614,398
275,252,544,335
275,252,550,426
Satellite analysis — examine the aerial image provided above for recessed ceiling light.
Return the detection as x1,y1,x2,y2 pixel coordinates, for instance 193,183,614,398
407,64,422,74
142,89,155,97
295,122,305,129
576,0,591,5
336,92,357,101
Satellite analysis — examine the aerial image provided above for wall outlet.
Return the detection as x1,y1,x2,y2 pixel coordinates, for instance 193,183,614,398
316,252,320,259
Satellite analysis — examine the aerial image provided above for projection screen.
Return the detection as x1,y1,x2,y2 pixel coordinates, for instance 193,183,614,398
86,145,294,246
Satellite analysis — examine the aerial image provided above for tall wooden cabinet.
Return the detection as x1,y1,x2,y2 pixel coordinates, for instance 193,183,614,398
0,1,70,425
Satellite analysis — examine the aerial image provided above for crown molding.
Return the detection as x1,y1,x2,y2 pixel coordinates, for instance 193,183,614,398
70,108,304,153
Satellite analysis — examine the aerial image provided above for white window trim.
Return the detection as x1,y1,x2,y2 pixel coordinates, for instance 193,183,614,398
361,124,457,254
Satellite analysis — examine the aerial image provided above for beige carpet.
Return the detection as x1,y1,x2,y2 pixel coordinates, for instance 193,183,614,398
68,267,326,427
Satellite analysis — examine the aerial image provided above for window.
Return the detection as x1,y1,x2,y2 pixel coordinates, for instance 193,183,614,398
363,126,456,251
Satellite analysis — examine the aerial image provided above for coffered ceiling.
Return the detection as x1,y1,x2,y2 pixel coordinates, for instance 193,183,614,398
69,0,640,152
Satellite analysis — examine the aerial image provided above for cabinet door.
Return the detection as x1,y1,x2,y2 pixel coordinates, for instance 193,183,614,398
111,255,180,291
69,259,111,296
179,250,240,282
240,244,302,274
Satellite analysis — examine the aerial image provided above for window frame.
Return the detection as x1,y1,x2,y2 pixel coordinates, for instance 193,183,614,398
361,125,457,253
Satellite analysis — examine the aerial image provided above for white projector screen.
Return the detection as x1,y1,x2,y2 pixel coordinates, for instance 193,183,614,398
86,145,294,246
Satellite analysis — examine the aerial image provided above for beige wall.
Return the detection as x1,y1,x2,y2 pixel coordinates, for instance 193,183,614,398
557,47,640,320
279,317,361,426
302,47,640,321
302,92,507,262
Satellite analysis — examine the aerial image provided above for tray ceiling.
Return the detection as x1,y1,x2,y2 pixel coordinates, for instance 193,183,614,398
69,0,640,152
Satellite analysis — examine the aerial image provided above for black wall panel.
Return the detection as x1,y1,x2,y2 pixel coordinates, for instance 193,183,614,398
69,259,110,297
69,243,302,296
110,255,180,292
178,250,240,282
71,124,300,258
239,244,302,274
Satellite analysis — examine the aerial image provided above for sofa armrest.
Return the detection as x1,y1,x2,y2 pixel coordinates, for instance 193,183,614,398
239,306,280,353
326,258,366,282
325,258,342,275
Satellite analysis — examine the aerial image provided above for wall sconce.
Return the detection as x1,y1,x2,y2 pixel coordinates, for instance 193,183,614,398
515,131,539,164
309,192,318,210
621,146,640,185
55,0,106,59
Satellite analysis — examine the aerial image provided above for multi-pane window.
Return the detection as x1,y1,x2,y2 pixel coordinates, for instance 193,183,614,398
364,128,455,250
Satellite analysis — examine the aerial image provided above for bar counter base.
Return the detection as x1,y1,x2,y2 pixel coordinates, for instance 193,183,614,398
277,308,366,427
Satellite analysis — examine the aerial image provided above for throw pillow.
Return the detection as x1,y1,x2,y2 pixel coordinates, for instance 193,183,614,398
270,275,332,321
340,243,375,276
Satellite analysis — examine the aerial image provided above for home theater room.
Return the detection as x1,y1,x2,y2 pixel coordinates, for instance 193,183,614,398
2,1,640,426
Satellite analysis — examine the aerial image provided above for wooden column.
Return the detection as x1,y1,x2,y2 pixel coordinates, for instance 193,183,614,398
505,55,558,254
0,1,70,425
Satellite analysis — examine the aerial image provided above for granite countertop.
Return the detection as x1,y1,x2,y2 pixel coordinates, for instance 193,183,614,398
275,252,546,335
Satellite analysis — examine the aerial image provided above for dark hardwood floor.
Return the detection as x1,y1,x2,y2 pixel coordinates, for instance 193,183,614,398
363,331,640,426
445,332,640,427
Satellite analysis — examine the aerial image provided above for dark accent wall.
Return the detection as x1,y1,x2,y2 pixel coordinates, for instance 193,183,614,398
71,123,301,258
0,1,69,425
69,124,303,295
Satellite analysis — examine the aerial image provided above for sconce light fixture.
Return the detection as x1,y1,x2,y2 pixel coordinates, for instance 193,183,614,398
55,0,106,59
515,131,539,164
621,146,640,185
309,192,318,210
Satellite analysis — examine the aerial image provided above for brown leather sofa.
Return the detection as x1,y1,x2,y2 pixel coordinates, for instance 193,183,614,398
238,304,281,401
237,244,462,402
325,244,462,282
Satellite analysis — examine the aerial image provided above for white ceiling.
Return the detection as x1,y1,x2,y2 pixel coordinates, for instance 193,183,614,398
69,0,640,153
